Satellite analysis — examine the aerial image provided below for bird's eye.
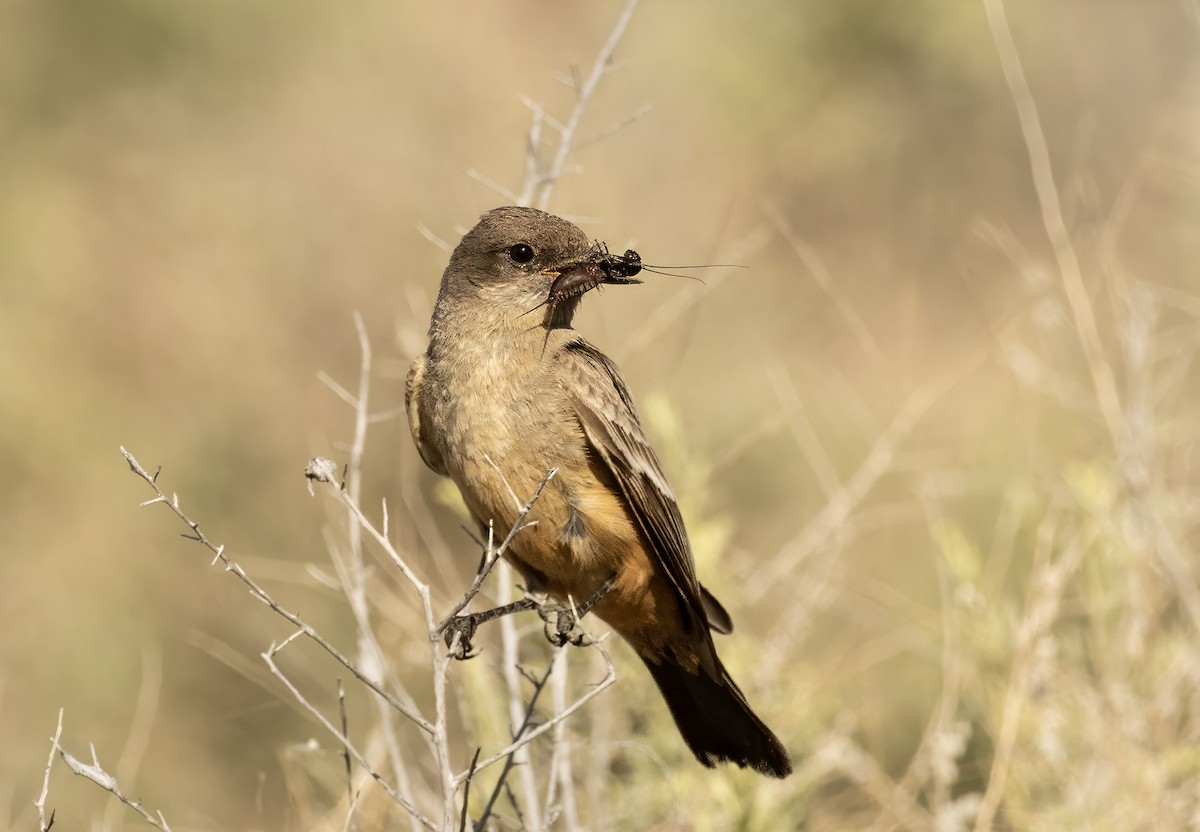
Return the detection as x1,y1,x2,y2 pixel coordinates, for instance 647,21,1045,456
508,243,535,265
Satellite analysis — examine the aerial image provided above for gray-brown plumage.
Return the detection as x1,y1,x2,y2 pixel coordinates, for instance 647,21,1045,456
406,206,791,777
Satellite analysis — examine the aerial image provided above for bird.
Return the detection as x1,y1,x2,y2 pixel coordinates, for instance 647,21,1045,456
405,205,791,778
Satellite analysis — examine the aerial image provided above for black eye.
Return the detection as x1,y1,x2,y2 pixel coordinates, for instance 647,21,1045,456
508,243,535,264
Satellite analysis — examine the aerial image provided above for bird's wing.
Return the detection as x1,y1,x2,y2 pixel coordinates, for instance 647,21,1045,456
556,340,722,643
405,353,448,476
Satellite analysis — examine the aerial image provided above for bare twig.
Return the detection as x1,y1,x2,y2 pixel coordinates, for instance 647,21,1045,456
572,102,653,153
318,371,359,408
120,447,434,734
341,790,363,832
468,168,520,204
520,0,641,208
311,455,591,825
337,678,356,832
308,464,458,824
263,637,438,831
498,561,543,830
475,658,557,830
58,743,172,831
459,638,616,784
35,709,63,832
520,96,546,203
544,649,581,832
459,748,481,832
416,222,453,253
324,316,428,829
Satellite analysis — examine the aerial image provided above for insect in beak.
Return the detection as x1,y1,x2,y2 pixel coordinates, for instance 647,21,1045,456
521,246,644,329
546,247,643,305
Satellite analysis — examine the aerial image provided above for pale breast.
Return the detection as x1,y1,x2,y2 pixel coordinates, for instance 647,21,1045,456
426,339,591,537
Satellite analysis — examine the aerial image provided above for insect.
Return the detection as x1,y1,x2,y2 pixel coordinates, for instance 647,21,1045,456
547,246,643,305
604,247,643,280
527,242,741,355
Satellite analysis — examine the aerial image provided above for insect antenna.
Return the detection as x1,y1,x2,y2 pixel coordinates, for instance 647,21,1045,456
637,262,747,283
520,299,549,318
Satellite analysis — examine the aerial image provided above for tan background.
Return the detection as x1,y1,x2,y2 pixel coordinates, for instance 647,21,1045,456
2,1,1198,829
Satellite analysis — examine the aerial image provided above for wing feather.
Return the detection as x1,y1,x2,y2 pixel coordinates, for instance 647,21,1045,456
406,353,448,476
557,340,714,642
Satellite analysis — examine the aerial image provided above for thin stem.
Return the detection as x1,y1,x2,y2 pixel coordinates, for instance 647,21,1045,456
457,639,616,784
529,0,641,209
58,743,172,831
475,659,556,830
498,561,543,830
35,709,63,832
263,640,437,831
120,448,434,734
983,0,1124,449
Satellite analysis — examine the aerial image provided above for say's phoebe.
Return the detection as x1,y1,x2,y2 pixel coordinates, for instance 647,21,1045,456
406,206,791,777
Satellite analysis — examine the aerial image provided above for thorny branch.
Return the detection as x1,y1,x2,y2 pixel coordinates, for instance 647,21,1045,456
119,446,434,735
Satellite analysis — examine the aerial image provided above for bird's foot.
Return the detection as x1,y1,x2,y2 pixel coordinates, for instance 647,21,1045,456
441,597,538,660
442,614,481,660
535,576,615,648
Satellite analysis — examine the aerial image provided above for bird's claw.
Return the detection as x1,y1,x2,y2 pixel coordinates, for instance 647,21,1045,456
443,615,481,660
534,575,615,649
538,605,591,647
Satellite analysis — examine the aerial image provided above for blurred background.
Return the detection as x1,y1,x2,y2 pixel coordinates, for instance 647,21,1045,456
2,0,1198,829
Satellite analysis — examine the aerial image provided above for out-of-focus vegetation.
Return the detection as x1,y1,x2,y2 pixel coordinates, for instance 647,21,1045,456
2,0,1198,829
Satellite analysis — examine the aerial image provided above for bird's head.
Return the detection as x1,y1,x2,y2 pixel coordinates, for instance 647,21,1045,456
437,206,641,331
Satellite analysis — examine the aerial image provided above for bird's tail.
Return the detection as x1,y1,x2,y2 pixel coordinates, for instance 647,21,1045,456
643,654,792,778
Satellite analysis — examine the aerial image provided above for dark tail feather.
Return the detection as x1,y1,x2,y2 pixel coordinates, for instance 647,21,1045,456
644,655,792,778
